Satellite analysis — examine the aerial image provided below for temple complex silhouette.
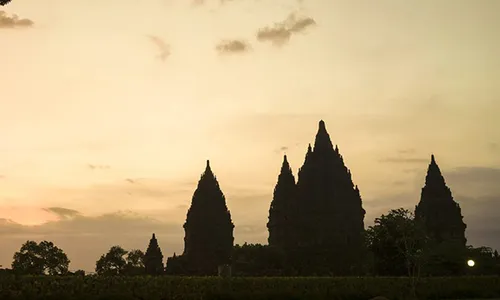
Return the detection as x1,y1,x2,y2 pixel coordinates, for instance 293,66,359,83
163,120,467,276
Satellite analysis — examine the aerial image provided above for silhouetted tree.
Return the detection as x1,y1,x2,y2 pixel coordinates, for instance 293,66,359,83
165,253,188,275
11,240,70,275
466,246,500,275
95,246,128,275
182,160,234,275
367,208,429,299
0,0,12,6
72,269,86,276
366,209,428,277
123,249,146,275
232,243,287,276
144,233,164,275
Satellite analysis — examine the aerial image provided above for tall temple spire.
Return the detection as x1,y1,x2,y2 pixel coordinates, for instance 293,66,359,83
313,120,334,152
425,154,447,189
268,154,297,248
415,155,467,247
183,161,234,275
144,233,164,275
318,120,326,132
281,155,291,173
203,160,214,178
287,120,366,274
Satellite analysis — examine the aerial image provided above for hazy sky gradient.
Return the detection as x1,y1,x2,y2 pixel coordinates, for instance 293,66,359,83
1,0,499,272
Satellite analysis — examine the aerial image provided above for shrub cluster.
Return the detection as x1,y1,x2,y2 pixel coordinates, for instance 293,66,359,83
0,275,499,300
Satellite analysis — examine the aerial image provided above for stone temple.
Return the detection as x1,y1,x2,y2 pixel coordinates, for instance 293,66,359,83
415,155,467,246
268,120,366,275
182,160,234,275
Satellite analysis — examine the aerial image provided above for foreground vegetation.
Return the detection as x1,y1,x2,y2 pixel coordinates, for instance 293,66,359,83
0,275,499,300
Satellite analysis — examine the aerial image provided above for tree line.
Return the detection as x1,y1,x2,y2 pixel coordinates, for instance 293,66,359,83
1,207,499,277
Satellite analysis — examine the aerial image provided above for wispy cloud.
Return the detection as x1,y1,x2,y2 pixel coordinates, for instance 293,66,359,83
216,39,251,54
146,35,170,61
256,12,316,46
273,142,301,154
488,142,498,152
398,148,416,155
87,164,110,170
0,211,184,272
378,157,429,164
43,207,81,220
0,11,33,28
192,0,205,6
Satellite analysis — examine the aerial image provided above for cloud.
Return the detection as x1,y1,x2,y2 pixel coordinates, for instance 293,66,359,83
378,150,430,164
398,148,416,154
36,178,197,213
392,180,406,186
256,12,316,46
0,211,184,272
0,11,33,28
87,164,110,170
0,189,272,272
363,166,500,251
273,142,302,154
146,35,170,61
378,157,429,163
446,166,500,197
215,39,251,54
43,207,81,220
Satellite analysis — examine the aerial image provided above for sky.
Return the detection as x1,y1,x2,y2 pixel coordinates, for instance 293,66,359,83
0,0,499,272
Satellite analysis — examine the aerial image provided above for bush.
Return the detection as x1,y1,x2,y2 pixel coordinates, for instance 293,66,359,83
0,275,499,300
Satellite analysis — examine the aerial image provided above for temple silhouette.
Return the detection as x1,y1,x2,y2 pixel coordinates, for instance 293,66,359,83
415,155,467,246
414,154,468,275
163,120,468,276
268,120,366,275
144,233,164,275
180,160,234,275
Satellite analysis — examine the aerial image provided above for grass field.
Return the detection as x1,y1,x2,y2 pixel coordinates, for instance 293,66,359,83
0,275,499,299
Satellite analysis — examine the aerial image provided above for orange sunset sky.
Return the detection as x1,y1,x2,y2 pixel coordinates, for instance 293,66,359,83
1,0,499,272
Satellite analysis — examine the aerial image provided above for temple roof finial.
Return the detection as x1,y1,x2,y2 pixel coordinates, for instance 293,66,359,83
319,120,326,131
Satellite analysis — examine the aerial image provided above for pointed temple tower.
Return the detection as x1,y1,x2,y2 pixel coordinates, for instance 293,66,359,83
415,155,467,246
268,120,366,275
296,120,366,273
182,160,234,275
144,233,164,275
267,155,297,248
